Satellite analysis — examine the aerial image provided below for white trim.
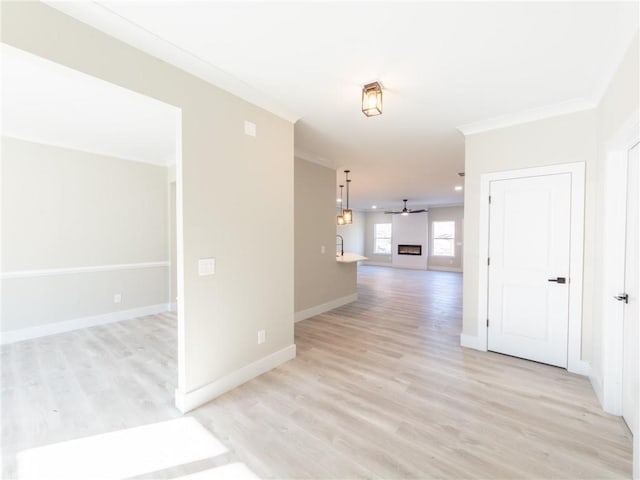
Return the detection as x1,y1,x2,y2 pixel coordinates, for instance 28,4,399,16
570,360,591,377
460,334,485,351
294,148,336,169
427,266,463,273
175,111,186,396
0,303,171,345
598,114,639,415
590,371,605,408
456,98,595,136
1,132,172,167
474,162,586,375
1,261,169,280
588,30,639,105
43,2,299,123
174,344,296,413
294,293,357,323
361,261,393,267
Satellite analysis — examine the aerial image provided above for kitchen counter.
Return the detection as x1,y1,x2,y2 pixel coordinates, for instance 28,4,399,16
336,253,368,263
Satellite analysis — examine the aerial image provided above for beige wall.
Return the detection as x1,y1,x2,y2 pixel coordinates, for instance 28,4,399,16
428,206,464,272
2,2,294,396
295,158,356,313
462,109,598,361
1,137,169,330
363,211,393,265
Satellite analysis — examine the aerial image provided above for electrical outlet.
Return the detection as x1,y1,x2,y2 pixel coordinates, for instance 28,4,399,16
321,245,326,254
257,330,266,344
113,293,122,304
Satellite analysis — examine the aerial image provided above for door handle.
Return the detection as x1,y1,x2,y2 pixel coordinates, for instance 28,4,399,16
614,293,629,304
548,277,566,284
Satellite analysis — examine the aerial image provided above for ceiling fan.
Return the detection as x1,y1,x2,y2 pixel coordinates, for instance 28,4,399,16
384,199,428,215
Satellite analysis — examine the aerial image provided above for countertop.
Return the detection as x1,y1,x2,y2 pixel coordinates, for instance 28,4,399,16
336,253,368,263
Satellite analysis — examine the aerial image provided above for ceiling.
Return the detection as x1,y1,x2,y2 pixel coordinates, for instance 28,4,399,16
27,3,640,208
1,44,178,166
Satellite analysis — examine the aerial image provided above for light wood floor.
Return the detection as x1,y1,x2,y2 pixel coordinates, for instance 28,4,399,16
1,266,632,479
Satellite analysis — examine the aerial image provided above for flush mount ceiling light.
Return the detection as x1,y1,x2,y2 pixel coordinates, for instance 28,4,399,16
342,170,353,224
362,81,383,117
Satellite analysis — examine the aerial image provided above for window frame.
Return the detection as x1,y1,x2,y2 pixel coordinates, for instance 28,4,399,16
373,223,392,255
431,220,456,257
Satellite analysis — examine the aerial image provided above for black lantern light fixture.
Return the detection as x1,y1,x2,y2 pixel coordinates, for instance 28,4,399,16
362,81,383,117
343,170,353,224
337,184,345,225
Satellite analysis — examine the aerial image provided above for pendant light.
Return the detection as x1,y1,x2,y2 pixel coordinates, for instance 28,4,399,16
337,185,345,225
343,170,353,224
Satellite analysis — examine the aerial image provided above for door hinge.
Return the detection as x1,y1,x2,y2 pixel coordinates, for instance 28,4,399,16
488,195,491,204
487,257,490,266
487,318,490,327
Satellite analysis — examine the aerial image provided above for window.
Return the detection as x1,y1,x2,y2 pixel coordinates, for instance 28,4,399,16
432,221,455,256
374,223,392,254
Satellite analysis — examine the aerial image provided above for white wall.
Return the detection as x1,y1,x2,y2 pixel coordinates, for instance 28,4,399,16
1,137,170,336
428,206,464,272
391,214,428,270
294,158,357,318
2,2,295,411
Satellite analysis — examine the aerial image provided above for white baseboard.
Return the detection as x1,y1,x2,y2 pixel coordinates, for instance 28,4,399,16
361,262,392,267
460,333,487,351
1,303,171,345
428,266,463,273
568,359,591,377
175,344,296,413
589,371,605,410
294,293,358,323
391,264,428,271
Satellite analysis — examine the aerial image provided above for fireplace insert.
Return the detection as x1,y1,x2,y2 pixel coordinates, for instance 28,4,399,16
398,244,422,255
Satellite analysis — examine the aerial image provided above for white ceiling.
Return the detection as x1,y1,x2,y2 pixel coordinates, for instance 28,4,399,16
1,44,178,166
23,3,640,208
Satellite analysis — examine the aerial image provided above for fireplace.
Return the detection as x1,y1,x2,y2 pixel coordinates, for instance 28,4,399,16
398,244,422,256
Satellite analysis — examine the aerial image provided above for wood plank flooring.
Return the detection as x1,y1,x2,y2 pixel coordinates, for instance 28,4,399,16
1,266,632,479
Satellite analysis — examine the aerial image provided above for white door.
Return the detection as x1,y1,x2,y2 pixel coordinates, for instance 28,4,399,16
622,142,639,436
487,173,571,367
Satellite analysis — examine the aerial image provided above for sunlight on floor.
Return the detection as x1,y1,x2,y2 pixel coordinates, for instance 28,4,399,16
16,417,258,479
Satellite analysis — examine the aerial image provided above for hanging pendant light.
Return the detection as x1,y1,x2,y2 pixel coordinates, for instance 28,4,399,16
337,185,345,225
343,170,353,224
362,81,383,117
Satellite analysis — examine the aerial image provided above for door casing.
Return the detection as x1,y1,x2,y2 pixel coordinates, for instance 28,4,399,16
475,162,587,375
595,117,639,415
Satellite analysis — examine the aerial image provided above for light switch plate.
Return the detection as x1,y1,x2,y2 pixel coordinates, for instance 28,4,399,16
244,120,256,137
198,258,215,276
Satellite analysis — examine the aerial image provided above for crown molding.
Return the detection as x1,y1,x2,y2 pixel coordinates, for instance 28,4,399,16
44,1,300,123
294,147,336,169
588,29,639,105
456,97,596,136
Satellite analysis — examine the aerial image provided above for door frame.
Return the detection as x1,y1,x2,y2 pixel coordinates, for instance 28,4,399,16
596,116,639,415
475,162,587,375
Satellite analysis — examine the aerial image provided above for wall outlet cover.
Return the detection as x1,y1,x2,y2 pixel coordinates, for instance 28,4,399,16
198,258,216,276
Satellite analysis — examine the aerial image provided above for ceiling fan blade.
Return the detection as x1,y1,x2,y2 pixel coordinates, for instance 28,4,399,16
409,209,427,213
384,210,401,214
